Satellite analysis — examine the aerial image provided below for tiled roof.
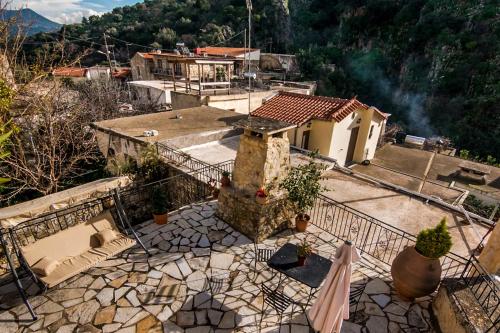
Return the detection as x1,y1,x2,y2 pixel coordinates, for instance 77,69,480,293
52,67,87,77
251,92,382,126
195,47,258,57
112,68,131,79
137,52,154,59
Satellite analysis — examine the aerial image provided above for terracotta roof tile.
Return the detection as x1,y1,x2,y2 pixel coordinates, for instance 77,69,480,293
251,92,381,126
52,67,87,77
195,47,258,57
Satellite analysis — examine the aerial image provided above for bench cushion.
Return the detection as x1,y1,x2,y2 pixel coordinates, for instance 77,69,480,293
40,234,136,288
32,257,59,277
20,210,137,288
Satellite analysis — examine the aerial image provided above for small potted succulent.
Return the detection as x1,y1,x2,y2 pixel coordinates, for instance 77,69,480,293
151,187,170,225
280,153,325,232
391,218,452,299
208,179,219,199
255,187,268,204
297,239,313,266
220,171,231,187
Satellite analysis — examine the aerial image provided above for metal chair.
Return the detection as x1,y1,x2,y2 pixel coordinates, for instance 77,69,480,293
349,282,366,322
251,241,276,281
259,283,297,332
205,271,240,297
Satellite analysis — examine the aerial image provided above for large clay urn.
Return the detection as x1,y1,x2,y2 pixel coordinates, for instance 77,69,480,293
391,246,442,300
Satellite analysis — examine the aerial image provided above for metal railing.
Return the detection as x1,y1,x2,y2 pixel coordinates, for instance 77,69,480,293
309,194,468,279
460,256,500,332
117,160,233,225
156,142,224,173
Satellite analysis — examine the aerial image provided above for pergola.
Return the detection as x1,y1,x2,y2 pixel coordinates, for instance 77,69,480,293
152,53,234,95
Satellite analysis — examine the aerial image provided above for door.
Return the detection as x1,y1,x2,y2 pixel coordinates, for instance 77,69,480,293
302,130,311,150
346,127,359,163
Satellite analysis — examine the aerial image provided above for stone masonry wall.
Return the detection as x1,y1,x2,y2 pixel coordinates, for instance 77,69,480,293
216,186,293,242
232,134,290,196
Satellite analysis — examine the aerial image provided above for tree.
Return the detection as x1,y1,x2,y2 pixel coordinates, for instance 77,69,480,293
1,82,102,201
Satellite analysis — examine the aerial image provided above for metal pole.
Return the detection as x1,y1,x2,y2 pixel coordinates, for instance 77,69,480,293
103,33,113,72
243,28,246,77
0,230,37,320
247,3,252,114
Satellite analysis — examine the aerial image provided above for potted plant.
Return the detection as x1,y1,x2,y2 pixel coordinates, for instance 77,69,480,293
391,218,452,300
151,187,170,225
220,171,231,187
279,153,325,232
208,179,219,199
255,187,268,204
297,239,313,266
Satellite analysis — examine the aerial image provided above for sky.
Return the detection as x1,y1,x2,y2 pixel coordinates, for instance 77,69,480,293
10,1,142,24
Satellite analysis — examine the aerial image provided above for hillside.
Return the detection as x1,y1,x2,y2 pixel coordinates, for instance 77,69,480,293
23,0,500,160
2,8,61,35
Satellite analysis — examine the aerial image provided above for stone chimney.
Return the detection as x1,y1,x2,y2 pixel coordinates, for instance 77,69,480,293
216,117,296,241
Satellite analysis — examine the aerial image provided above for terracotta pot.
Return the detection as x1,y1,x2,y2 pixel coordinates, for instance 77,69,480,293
295,214,310,232
256,195,267,205
220,175,231,187
153,212,168,225
102,197,114,208
297,256,306,266
391,246,442,300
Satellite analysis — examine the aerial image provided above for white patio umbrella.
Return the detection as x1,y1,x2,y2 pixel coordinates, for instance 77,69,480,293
308,240,361,333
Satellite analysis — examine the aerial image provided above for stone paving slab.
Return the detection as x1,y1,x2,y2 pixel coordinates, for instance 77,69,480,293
0,201,435,333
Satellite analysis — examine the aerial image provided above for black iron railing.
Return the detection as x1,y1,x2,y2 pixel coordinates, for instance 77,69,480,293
156,142,218,173
460,256,500,332
309,194,468,279
116,160,233,225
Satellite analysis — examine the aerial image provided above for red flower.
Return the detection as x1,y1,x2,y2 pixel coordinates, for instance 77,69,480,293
255,188,267,198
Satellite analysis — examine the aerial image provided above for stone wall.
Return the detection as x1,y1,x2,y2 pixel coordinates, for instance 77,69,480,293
232,133,290,196
216,186,293,241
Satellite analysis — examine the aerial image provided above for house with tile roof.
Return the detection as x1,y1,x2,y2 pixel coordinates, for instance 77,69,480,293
251,91,389,165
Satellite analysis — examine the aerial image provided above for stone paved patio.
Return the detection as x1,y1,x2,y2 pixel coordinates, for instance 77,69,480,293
0,201,435,333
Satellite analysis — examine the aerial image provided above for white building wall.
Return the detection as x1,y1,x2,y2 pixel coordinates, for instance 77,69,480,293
329,112,362,166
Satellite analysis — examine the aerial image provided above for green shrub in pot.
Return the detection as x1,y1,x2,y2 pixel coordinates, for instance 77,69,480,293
415,218,452,258
151,187,170,224
391,218,453,299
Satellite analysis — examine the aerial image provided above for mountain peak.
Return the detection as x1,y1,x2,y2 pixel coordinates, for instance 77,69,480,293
1,8,61,36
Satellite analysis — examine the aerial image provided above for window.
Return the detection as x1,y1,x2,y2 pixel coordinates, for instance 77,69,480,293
369,125,374,139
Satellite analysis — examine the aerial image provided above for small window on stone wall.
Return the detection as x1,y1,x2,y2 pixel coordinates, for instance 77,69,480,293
369,125,374,139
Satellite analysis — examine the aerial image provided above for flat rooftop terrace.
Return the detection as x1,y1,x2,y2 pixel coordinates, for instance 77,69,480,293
352,144,500,203
92,107,246,144
0,201,437,333
183,137,488,258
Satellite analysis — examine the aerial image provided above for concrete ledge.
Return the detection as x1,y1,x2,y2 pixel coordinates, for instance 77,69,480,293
432,280,493,333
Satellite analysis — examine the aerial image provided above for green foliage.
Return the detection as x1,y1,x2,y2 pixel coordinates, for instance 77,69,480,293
415,218,452,259
459,149,470,160
151,186,169,215
139,145,169,182
464,194,500,221
297,239,313,257
279,152,325,214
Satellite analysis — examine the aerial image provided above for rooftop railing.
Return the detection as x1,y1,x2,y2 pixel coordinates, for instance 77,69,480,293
309,194,468,279
460,256,500,332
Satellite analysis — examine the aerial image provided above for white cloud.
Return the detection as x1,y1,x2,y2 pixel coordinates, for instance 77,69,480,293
10,0,105,24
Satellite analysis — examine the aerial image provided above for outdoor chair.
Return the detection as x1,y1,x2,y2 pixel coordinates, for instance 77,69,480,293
251,241,276,281
349,282,367,322
259,282,297,332
206,270,240,295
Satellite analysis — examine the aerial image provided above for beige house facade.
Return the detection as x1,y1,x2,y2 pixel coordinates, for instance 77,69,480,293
251,92,388,166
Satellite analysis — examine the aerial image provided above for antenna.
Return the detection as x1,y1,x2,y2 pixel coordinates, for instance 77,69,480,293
246,0,252,114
